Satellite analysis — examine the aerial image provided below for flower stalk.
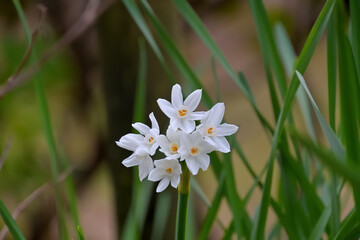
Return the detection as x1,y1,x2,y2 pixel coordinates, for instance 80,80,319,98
176,162,190,240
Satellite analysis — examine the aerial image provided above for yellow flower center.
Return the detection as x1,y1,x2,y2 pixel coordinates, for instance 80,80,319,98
170,142,178,153
190,146,200,156
178,109,188,117
165,168,172,174
206,126,216,136
145,134,156,145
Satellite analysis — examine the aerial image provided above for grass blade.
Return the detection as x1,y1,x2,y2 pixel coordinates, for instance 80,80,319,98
0,200,25,240
251,0,336,237
337,2,360,221
198,171,225,240
247,0,287,97
327,9,337,130
309,204,331,240
12,1,69,238
291,132,360,186
295,71,345,159
150,192,172,240
139,0,213,107
122,0,177,84
77,226,85,240
350,0,360,77
173,0,257,103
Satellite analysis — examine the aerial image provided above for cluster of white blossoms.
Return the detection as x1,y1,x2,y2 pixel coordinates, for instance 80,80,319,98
116,84,238,192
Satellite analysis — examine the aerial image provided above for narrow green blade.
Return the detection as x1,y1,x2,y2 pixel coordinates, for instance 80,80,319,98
0,200,26,240
251,0,336,238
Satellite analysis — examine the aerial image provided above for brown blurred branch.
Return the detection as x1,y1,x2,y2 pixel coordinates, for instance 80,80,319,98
0,0,115,98
0,168,73,240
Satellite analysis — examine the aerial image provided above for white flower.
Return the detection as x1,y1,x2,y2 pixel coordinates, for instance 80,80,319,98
178,131,214,175
197,103,238,153
158,128,183,159
115,133,154,181
157,84,203,133
148,158,182,192
131,112,160,155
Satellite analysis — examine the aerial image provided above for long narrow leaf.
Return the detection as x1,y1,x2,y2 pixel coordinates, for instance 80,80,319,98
251,0,336,238
0,200,25,240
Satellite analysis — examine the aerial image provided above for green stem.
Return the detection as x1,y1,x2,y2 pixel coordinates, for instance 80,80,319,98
176,162,190,240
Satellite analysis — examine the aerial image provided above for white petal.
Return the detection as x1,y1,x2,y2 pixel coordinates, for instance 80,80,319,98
154,159,168,168
149,112,160,131
212,136,230,153
135,145,150,156
188,111,205,120
170,117,182,132
167,128,182,143
138,156,154,181
179,132,192,150
157,99,176,118
170,174,180,188
150,143,159,155
210,103,225,125
217,123,239,136
199,137,215,153
116,134,143,151
132,123,150,136
184,89,202,112
158,135,170,152
200,109,212,125
180,119,195,133
148,168,164,182
171,84,183,108
196,154,210,171
156,178,170,192
122,154,140,167
186,157,200,175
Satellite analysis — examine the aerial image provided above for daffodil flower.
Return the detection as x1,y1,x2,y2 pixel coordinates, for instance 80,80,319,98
178,131,214,175
148,158,182,192
157,84,203,133
197,103,238,153
132,112,160,155
158,128,182,159
115,133,154,181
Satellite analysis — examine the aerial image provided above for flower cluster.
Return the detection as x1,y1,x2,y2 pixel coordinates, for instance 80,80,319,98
116,84,238,192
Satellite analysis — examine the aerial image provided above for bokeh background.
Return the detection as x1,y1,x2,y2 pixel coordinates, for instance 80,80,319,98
0,0,331,239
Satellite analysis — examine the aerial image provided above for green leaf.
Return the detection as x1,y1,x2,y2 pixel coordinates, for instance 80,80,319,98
198,172,226,240
150,192,172,240
77,225,85,240
250,0,336,238
295,71,345,160
122,0,177,84
0,200,26,240
139,0,214,107
350,0,360,77
12,0,69,238
247,0,287,98
309,204,331,240
337,1,360,221
291,132,360,187
172,0,273,134
327,9,337,130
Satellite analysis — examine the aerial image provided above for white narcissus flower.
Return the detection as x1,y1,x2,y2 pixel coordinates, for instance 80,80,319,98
158,128,182,159
115,134,154,181
197,103,238,153
148,158,182,192
132,112,160,155
178,131,214,175
157,84,203,133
